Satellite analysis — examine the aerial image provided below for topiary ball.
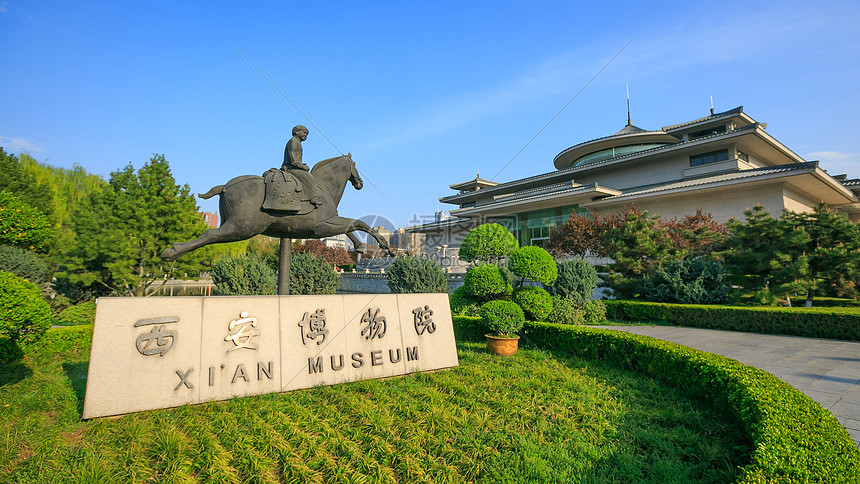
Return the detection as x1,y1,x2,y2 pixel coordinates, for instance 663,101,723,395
479,300,525,337
459,223,519,264
512,286,553,321
449,285,481,316
508,246,558,285
463,264,508,300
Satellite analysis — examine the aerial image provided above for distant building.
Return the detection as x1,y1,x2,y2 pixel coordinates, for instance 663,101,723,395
408,106,860,273
200,211,218,229
321,233,350,249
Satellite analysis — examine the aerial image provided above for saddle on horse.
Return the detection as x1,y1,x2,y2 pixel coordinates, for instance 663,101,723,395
262,168,323,214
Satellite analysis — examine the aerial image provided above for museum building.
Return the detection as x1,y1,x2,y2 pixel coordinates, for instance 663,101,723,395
408,106,860,272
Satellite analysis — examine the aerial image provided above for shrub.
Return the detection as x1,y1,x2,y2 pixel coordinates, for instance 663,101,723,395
212,253,277,295
640,258,731,304
387,256,447,293
0,245,51,285
0,271,51,360
458,223,518,264
546,295,585,325
604,299,860,341
547,258,598,306
512,286,553,321
508,246,558,286
479,300,525,337
463,264,508,300
581,299,607,325
449,285,481,316
290,252,339,295
53,301,96,326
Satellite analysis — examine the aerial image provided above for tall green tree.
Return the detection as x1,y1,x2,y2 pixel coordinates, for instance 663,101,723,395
57,155,207,296
724,205,811,306
0,148,55,222
783,203,860,306
0,191,54,250
602,207,675,298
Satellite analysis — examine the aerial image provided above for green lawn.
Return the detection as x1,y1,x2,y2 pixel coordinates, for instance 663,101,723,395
1,327,749,483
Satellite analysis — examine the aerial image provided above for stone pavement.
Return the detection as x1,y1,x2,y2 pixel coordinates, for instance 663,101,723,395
593,325,860,445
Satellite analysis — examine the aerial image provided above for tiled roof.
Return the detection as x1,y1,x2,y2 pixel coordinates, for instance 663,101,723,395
594,163,813,202
662,106,745,131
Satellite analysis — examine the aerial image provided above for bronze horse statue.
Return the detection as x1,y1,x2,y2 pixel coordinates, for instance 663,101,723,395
160,153,391,261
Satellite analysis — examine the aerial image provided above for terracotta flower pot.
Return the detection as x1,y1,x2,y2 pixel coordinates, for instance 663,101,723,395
485,334,520,356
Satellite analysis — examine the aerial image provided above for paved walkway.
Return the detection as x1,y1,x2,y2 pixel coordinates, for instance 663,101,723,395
594,325,860,445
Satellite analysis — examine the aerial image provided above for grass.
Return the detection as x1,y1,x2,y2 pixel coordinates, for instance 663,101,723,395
1,326,750,483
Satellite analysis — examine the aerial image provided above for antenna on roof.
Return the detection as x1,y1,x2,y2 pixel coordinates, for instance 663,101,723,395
710,95,715,115
626,82,632,125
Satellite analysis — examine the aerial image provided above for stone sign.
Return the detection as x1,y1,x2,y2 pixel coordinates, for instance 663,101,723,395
83,293,457,419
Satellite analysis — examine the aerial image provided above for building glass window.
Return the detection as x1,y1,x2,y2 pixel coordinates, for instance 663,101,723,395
504,205,589,247
738,151,749,162
690,149,729,167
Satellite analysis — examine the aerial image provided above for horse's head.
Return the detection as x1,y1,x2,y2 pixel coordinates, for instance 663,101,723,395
346,153,363,190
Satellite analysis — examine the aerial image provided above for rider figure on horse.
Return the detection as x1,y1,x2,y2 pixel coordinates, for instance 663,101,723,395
263,125,324,212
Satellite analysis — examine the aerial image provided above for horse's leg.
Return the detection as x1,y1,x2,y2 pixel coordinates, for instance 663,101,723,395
346,232,367,253
160,221,255,261
313,217,392,254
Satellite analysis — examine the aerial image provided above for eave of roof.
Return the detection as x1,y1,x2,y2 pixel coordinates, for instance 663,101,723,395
449,176,499,191
404,217,476,233
661,106,747,131
581,162,857,207
451,184,622,218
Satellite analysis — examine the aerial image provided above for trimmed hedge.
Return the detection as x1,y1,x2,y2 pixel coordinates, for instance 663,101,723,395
452,316,860,482
604,300,860,341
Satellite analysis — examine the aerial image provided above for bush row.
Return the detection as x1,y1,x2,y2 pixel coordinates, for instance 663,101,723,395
604,299,860,341
452,316,860,482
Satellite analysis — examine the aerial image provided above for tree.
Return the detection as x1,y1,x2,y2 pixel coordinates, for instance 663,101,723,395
602,207,674,298
458,223,519,264
289,252,339,295
294,239,352,266
211,253,276,295
547,211,611,258
782,203,860,306
57,155,208,296
0,191,54,250
0,148,55,222
724,205,810,306
662,209,729,258
387,256,448,293
546,258,599,306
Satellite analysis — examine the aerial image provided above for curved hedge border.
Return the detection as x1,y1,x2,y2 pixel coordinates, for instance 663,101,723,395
604,299,860,341
453,316,860,483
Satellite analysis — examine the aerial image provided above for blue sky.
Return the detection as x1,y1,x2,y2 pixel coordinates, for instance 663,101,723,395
2,1,859,231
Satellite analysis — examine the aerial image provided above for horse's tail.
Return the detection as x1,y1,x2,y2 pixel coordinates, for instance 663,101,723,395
198,185,225,199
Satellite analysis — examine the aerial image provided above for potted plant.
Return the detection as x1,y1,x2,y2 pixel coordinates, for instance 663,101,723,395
480,300,525,356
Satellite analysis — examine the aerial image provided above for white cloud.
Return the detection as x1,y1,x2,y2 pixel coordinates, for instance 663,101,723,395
0,2,8,14
806,151,860,177
0,135,45,153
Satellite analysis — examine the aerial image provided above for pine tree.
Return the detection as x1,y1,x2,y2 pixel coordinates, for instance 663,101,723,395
57,155,208,296
783,203,860,306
